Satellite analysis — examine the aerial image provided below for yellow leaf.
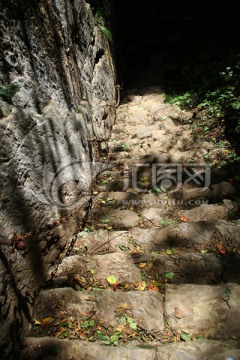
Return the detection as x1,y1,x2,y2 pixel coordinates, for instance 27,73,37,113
129,207,134,211
41,317,53,326
34,319,41,326
107,275,117,285
139,262,147,268
134,281,147,291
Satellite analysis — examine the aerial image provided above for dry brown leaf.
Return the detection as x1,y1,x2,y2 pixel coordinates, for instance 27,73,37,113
147,263,153,271
179,216,189,222
55,327,66,337
148,284,160,292
115,323,126,332
116,302,132,311
41,317,53,326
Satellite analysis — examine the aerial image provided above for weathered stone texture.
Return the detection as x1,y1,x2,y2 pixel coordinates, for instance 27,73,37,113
0,0,116,358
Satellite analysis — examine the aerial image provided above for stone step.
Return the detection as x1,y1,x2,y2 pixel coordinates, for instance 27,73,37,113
74,219,240,255
132,253,222,285
94,169,236,206
165,283,240,340
89,207,140,229
32,287,164,337
54,253,142,286
23,337,240,360
141,200,238,227
51,250,240,289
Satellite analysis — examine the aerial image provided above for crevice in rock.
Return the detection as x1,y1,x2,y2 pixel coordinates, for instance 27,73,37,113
95,49,105,65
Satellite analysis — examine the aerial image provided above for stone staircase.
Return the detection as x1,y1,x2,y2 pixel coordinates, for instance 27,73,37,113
23,87,240,359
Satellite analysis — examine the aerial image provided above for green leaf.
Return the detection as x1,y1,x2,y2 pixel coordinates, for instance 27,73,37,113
81,321,90,328
97,333,107,341
127,317,134,324
102,218,110,224
129,322,137,330
60,321,69,327
165,272,175,280
225,288,231,298
110,334,119,343
166,249,172,255
120,316,126,324
119,244,127,251
180,333,191,342
103,340,111,345
160,219,173,226
107,275,117,285
59,330,69,338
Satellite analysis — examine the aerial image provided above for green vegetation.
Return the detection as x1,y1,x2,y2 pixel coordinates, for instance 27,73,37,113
166,57,240,134
0,83,20,102
93,11,113,43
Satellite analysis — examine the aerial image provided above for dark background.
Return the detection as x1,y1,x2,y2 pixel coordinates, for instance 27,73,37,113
111,0,240,89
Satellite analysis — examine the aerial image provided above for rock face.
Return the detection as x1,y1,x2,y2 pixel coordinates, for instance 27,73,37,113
0,0,116,358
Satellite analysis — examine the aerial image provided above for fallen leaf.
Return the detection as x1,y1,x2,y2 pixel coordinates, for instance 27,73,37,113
113,281,121,290
148,284,160,292
129,207,134,211
34,319,41,326
55,327,67,338
41,317,53,326
225,288,231,298
97,333,107,341
102,218,110,224
107,275,117,285
179,216,189,222
147,263,153,271
180,333,191,342
117,302,132,311
166,249,172,255
216,242,223,251
138,262,147,268
219,250,226,255
115,323,126,332
60,321,69,327
134,281,147,291
165,272,175,280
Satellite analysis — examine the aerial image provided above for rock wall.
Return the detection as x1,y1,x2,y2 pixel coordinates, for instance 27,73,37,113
0,0,116,358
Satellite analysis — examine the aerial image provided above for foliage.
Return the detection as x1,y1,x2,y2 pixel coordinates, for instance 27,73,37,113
166,54,240,133
166,91,197,110
93,11,113,43
0,83,20,101
166,59,240,134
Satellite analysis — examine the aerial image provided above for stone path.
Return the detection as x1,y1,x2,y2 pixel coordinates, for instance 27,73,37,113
23,87,240,359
